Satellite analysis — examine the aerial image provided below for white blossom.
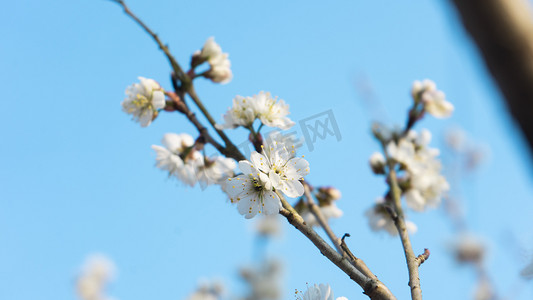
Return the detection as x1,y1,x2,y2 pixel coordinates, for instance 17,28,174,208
216,95,256,130
264,130,303,158
300,284,347,300
196,156,236,187
224,160,281,219
250,142,309,198
254,92,295,130
369,152,386,174
76,255,116,300
255,215,282,237
412,79,453,118
195,37,232,84
152,133,200,187
365,198,417,236
217,92,295,130
386,129,449,211
121,77,165,127
449,234,485,264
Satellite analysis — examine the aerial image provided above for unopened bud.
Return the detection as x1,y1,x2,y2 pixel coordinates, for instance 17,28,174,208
369,152,386,174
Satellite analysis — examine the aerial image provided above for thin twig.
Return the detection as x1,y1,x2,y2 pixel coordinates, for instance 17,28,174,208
187,86,245,161
415,248,430,267
303,182,344,255
165,92,225,154
387,167,423,300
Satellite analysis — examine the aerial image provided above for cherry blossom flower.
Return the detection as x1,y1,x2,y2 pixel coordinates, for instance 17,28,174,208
217,92,295,130
254,92,295,130
224,160,281,219
121,77,165,127
216,95,256,130
250,142,309,198
412,79,453,118
387,129,449,211
194,37,232,84
195,156,236,188
365,198,417,236
152,133,200,187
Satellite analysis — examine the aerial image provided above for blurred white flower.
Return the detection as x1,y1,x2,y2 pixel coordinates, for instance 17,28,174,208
186,280,224,300
196,37,232,84
217,92,295,130
473,278,494,300
255,215,282,237
152,133,200,187
412,79,453,118
369,152,386,174
448,233,485,265
387,129,449,211
196,156,236,187
241,260,283,300
301,203,343,227
121,77,165,127
365,198,417,236
300,284,347,300
76,254,116,300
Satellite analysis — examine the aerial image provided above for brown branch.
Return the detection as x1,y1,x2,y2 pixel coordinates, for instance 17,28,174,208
387,168,422,300
450,0,533,155
303,183,344,255
279,198,397,300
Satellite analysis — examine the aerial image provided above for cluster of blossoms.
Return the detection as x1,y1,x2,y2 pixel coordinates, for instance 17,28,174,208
152,133,236,187
365,80,453,235
217,91,295,130
297,284,347,300
224,141,310,219
76,255,116,300
295,186,343,227
386,129,450,211
448,234,486,265
121,77,165,127
192,37,232,84
411,79,454,118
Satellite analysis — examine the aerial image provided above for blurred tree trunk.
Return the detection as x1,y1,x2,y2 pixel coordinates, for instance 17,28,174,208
450,0,533,154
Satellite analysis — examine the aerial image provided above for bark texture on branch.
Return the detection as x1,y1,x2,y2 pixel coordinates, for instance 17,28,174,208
450,0,533,154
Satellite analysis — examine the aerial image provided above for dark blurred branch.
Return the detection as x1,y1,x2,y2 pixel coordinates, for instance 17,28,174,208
450,0,533,154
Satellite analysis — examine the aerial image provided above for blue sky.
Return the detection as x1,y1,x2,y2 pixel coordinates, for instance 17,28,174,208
1,1,533,300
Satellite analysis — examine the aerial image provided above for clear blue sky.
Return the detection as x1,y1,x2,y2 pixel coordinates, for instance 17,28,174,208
1,1,532,299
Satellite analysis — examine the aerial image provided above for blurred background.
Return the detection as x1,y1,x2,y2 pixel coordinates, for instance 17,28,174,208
1,0,532,299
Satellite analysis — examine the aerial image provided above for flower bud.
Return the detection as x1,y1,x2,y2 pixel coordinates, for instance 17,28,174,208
369,152,386,174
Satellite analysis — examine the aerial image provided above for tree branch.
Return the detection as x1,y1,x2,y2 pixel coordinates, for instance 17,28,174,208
387,167,422,300
110,0,188,83
450,0,533,156
279,198,396,300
